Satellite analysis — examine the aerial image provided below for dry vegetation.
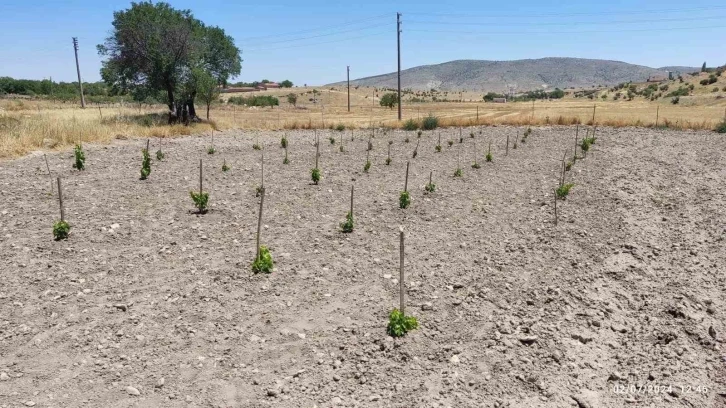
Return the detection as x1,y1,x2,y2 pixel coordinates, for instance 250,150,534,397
2,75,725,159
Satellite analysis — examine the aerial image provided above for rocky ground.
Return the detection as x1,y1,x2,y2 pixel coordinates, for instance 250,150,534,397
0,125,724,407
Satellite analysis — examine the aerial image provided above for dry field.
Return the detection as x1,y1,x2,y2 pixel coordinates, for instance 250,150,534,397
0,125,724,407
2,81,725,159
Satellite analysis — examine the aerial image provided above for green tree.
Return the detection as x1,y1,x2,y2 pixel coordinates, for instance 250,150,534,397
286,93,298,106
194,68,220,120
702,62,707,72
380,92,398,110
97,2,241,123
280,79,293,88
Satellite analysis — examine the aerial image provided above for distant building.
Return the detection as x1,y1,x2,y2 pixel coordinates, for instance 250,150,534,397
256,82,280,90
492,97,507,103
647,75,667,82
222,87,257,93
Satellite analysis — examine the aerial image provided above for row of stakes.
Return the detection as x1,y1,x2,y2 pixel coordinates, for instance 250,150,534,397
45,124,597,337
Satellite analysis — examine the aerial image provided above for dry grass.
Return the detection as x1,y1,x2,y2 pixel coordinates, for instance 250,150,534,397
2,86,725,159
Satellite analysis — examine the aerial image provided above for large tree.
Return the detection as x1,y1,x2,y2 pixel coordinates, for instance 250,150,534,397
97,2,241,123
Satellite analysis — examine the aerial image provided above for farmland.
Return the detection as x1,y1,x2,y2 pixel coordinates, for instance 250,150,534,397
1,125,724,407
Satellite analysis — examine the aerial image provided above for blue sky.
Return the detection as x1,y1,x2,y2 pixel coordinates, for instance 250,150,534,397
1,0,724,85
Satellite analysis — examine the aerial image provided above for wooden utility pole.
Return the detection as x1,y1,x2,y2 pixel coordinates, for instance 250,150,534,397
72,37,86,108
396,12,402,121
347,65,351,113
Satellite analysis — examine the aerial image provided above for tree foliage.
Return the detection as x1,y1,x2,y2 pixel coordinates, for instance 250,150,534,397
280,80,293,88
97,2,241,123
380,92,398,110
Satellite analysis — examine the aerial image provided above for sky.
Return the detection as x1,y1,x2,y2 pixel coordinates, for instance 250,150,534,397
0,0,724,86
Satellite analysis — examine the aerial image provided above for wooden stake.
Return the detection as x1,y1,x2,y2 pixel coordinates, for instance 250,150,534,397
261,151,264,189
98,106,102,119
387,144,391,161
256,187,265,260
145,138,150,153
561,150,568,186
315,132,320,168
44,154,53,195
506,134,509,156
399,227,405,315
199,159,203,199
655,105,660,127
591,104,596,125
350,185,354,216
57,177,64,221
553,189,558,226
429,170,432,186
404,161,410,192
574,125,579,160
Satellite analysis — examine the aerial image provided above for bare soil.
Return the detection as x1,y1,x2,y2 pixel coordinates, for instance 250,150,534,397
0,126,724,407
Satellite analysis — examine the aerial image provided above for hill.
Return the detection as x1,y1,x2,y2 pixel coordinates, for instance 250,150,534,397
328,58,700,92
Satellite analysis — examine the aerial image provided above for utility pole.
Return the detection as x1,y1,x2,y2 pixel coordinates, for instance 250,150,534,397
72,37,86,108
396,12,402,121
347,65,351,112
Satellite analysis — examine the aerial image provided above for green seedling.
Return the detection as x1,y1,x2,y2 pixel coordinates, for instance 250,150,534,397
425,181,436,192
140,148,151,180
329,136,336,145
435,145,442,152
156,149,164,161
311,167,321,184
386,308,418,338
448,140,454,147
405,137,410,143
340,212,354,233
565,161,573,171
52,220,70,240
386,157,392,165
399,191,410,209
472,161,481,169
207,146,216,155
454,168,463,177
486,142,492,162
251,245,274,274
556,183,575,199
222,160,230,172
280,136,288,148
524,127,532,137
72,144,85,170
190,191,209,213
364,160,371,173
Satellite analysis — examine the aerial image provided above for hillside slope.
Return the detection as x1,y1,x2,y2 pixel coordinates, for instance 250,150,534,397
329,58,699,92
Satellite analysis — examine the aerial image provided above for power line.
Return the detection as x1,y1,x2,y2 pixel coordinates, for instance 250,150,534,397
406,15,726,27
236,13,389,41
241,22,389,46
406,25,726,35
246,31,389,52
403,5,726,18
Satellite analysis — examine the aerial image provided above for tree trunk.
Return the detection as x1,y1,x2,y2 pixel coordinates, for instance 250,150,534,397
166,85,177,125
187,99,197,119
206,103,210,120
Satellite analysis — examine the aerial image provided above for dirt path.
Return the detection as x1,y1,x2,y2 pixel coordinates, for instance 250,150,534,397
0,126,724,407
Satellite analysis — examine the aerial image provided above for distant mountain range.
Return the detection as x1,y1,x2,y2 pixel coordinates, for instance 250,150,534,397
328,58,700,92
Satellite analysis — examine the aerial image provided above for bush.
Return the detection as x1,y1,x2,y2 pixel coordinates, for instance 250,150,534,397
386,309,418,337
403,119,418,131
380,93,398,109
73,144,85,170
335,123,345,132
140,148,151,180
556,183,574,199
422,115,438,130
311,167,320,184
53,220,70,240
190,191,209,213
671,97,680,105
228,95,279,107
399,191,410,209
340,212,354,233
251,245,274,273
716,119,726,133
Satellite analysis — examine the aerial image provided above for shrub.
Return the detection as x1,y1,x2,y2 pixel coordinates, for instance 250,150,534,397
190,191,209,213
380,93,398,109
403,119,418,131
140,148,151,180
207,146,216,154
280,136,288,148
386,309,418,337
329,136,335,145
716,119,726,133
251,245,274,274
713,87,720,93
53,220,70,240
73,144,85,170
311,167,320,184
340,212,354,233
700,79,710,86
671,96,680,105
364,160,371,173
228,95,279,107
422,115,439,130
454,168,463,177
425,181,436,193
399,191,410,209
335,123,345,132
556,183,574,199
156,149,165,161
